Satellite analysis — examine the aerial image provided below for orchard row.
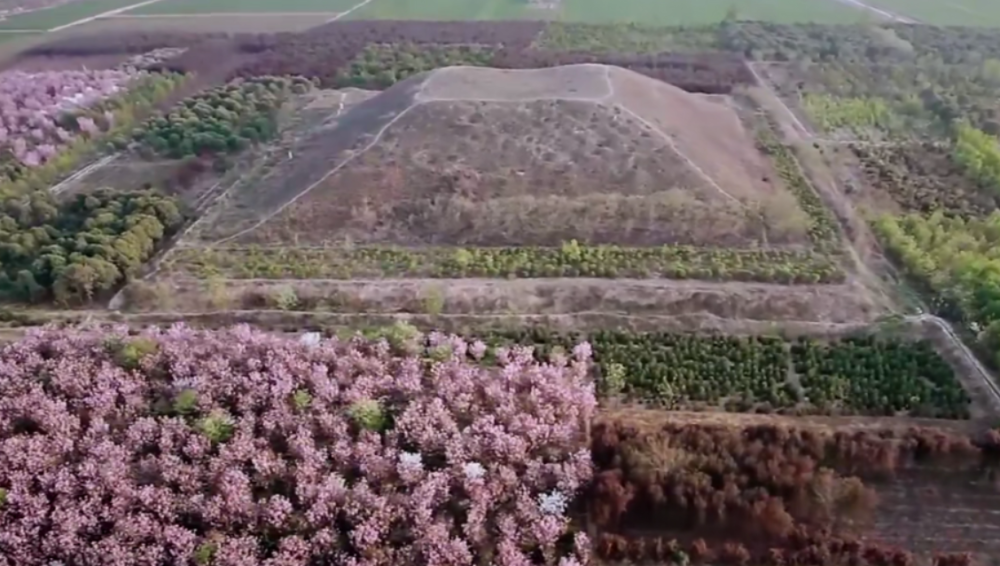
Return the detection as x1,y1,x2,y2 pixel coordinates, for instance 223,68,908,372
474,328,969,419
165,245,844,284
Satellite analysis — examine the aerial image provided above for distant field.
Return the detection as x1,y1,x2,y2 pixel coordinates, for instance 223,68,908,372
0,31,37,42
129,0,361,14
0,32,42,60
558,0,869,24
124,0,871,24
345,0,540,20
864,0,1000,26
0,0,146,30
66,13,326,32
328,0,870,23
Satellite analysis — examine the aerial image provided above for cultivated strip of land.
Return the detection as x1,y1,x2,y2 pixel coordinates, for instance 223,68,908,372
0,0,163,31
105,11,340,18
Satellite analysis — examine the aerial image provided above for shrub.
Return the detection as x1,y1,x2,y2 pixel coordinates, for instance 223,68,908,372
0,325,596,565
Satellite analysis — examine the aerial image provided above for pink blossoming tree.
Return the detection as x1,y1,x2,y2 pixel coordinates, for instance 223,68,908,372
0,324,596,566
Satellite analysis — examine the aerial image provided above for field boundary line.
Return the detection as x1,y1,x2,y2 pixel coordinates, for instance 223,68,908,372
324,0,376,22
111,308,876,327
826,0,917,23
105,12,340,18
47,0,164,32
155,276,857,291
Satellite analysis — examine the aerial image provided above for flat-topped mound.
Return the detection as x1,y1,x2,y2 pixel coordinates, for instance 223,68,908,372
191,64,809,248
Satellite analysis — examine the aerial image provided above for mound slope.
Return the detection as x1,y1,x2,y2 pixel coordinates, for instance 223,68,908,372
193,64,808,248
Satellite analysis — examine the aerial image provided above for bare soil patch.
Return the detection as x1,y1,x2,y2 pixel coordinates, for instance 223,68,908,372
4,51,124,69
597,406,983,434
6,310,879,338
120,277,885,323
608,66,781,202
187,65,812,249
871,469,1000,557
601,407,1000,562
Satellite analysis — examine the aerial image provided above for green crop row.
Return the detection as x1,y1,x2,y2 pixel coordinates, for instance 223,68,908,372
801,94,895,135
334,43,495,90
166,243,844,284
756,127,841,252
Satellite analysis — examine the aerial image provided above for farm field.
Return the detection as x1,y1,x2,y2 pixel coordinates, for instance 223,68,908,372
556,0,870,25
127,0,361,14
864,0,1000,26
340,0,870,23
343,0,546,21
0,0,149,30
127,0,873,24
87,12,329,31
0,30,35,42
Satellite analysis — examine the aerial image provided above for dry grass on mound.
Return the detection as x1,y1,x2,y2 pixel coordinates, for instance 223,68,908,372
189,64,812,250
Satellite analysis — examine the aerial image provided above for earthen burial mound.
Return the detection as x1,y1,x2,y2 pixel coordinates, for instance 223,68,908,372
194,64,809,249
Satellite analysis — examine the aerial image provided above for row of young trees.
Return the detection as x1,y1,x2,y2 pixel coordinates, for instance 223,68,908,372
793,335,969,418
951,122,1000,194
473,329,966,418
590,420,988,565
852,143,1000,218
801,94,894,135
873,210,1000,364
0,188,183,305
169,244,845,284
130,76,311,159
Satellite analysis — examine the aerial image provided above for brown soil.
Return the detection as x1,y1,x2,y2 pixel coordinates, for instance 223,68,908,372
0,311,883,340
608,66,780,202
5,52,126,70
189,64,811,249
602,407,1000,562
56,13,324,34
56,158,210,202
120,277,885,323
870,470,1000,558
597,406,984,434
